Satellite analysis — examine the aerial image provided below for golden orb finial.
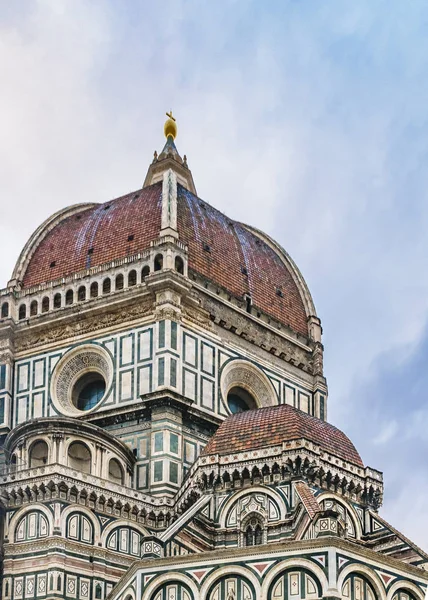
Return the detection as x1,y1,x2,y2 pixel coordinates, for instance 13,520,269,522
164,110,177,140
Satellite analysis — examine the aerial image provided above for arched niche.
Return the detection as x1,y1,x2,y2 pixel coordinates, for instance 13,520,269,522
108,458,124,485
67,441,92,474
29,440,49,468
200,566,260,600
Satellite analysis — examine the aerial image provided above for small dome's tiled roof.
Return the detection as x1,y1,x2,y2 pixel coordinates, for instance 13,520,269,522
20,183,309,336
202,404,364,467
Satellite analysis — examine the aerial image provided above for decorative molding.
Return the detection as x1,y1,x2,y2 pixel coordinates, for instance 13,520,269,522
161,169,178,234
50,345,113,417
202,293,314,373
219,358,277,409
15,300,152,353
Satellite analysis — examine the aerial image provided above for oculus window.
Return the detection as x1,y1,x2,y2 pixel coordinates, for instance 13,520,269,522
227,386,256,414
72,373,106,412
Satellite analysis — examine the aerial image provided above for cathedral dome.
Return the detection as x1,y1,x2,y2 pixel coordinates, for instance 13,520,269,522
202,404,364,467
12,182,315,338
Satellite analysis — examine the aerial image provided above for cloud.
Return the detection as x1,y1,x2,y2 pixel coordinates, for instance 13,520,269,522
0,0,113,281
342,323,428,547
1,0,428,550
373,420,399,446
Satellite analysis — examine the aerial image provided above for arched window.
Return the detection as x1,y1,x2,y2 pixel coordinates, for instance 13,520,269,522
151,584,192,600
1,302,9,318
108,458,124,485
95,584,102,600
141,265,150,279
154,254,163,271
243,517,264,547
67,512,94,544
42,297,50,313
30,300,38,316
227,386,256,414
102,278,111,294
15,511,49,542
68,442,91,474
65,289,74,305
29,440,49,468
18,304,27,320
10,454,17,473
115,274,124,290
393,592,417,600
78,286,86,301
53,293,61,309
90,282,99,298
269,570,322,600
254,524,263,545
342,574,377,600
106,527,144,557
320,498,358,539
207,576,255,600
128,270,137,287
175,256,184,274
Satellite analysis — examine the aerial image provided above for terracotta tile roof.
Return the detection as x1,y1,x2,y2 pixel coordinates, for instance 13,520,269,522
23,184,163,288
294,481,321,519
202,404,364,467
21,183,308,336
178,186,308,336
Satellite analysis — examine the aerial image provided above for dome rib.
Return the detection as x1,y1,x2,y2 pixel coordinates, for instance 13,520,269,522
17,183,311,337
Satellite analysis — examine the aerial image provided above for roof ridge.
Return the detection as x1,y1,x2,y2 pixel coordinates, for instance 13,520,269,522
370,511,428,563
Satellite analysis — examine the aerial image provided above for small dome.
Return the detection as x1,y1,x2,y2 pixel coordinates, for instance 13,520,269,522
202,404,364,467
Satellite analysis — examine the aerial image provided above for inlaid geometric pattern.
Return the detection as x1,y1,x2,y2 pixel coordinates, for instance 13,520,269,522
208,575,255,600
342,575,376,600
269,570,321,599
151,583,192,600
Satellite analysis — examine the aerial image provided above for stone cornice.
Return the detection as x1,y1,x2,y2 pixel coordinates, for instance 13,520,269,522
4,418,136,465
0,464,174,516
110,535,428,599
195,279,312,351
176,440,383,511
4,537,135,568
14,295,153,356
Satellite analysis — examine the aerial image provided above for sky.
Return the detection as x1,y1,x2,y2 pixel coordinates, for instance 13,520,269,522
1,1,428,549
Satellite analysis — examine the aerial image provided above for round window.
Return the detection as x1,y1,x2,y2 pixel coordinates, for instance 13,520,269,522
72,373,106,411
227,386,256,414
50,344,113,417
220,359,276,413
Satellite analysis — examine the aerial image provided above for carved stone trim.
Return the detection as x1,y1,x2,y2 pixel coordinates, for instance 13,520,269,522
50,345,113,417
220,359,277,409
15,299,152,354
